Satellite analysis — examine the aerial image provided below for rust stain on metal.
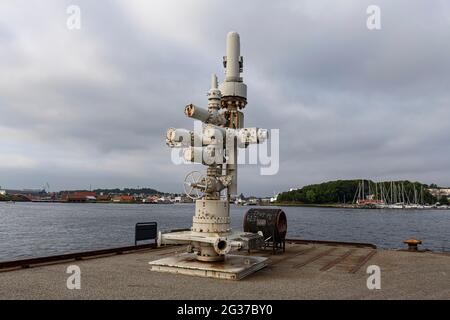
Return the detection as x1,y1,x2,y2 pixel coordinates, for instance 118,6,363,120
269,246,317,267
348,250,377,274
286,238,376,249
292,247,337,269
0,244,160,272
155,248,185,257
320,249,354,271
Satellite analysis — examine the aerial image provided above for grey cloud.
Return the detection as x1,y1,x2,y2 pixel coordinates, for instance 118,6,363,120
1,0,450,195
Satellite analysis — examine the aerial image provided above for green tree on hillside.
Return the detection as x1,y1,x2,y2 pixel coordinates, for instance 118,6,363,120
277,180,437,204
305,190,316,203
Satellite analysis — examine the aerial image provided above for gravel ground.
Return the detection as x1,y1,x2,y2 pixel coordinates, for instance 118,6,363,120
0,244,449,300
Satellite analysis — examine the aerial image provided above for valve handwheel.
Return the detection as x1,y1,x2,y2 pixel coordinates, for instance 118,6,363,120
183,171,207,200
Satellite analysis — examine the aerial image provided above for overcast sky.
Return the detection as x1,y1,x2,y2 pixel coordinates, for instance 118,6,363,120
1,0,450,196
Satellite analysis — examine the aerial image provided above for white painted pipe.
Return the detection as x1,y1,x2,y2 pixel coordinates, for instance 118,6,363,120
225,31,240,81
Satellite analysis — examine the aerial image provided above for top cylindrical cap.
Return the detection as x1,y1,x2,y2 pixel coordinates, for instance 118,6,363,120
225,31,240,81
211,73,218,89
207,73,221,106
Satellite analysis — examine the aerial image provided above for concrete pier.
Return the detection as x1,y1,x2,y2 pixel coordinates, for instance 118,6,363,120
0,242,449,299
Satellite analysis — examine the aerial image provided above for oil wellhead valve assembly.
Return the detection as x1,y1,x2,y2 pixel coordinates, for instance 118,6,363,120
149,32,271,280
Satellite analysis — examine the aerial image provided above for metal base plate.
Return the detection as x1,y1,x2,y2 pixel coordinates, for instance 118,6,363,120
149,253,267,280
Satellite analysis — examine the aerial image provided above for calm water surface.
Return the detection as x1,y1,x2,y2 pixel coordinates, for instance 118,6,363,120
1,202,449,262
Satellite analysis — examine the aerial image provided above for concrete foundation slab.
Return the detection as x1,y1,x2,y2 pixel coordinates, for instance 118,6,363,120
149,253,267,280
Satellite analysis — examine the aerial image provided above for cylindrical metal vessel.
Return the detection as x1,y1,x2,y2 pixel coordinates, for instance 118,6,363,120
185,104,210,122
243,208,287,242
225,32,240,81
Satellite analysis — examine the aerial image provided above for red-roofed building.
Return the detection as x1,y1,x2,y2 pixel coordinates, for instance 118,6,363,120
111,195,135,203
63,191,97,203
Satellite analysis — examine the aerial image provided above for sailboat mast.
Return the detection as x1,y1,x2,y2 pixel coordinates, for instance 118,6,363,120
375,182,378,201
353,181,360,204
391,181,394,204
362,180,365,200
414,187,417,205
402,183,405,204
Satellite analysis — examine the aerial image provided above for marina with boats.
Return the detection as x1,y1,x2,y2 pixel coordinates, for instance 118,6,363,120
352,180,450,210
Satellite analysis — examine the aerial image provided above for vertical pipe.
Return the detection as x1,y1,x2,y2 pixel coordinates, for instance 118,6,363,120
225,31,240,81
211,73,218,89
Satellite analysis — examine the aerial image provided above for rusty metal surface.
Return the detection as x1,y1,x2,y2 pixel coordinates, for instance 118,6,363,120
0,244,159,271
155,246,185,257
292,247,337,269
243,208,287,242
320,249,355,271
286,238,376,249
269,246,317,267
348,249,377,274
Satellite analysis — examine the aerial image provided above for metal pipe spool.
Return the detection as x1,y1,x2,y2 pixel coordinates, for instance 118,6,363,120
243,208,287,242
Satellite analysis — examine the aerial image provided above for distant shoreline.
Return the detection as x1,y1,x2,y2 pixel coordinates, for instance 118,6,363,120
268,202,350,208
0,200,344,207
3,200,449,210
269,202,450,210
